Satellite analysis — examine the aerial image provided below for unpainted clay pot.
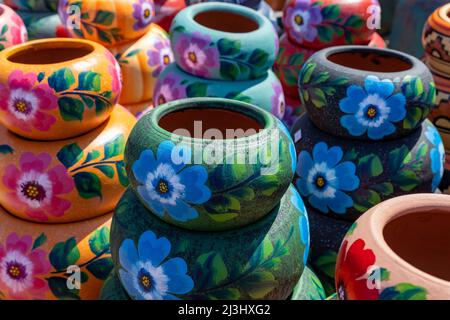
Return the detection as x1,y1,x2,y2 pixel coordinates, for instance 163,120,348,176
291,266,326,300
0,38,121,140
336,194,450,300
4,0,58,11
0,207,113,300
17,11,71,40
0,4,28,51
111,185,309,300
0,105,136,223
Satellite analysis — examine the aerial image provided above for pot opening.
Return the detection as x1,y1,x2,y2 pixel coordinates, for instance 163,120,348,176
7,41,94,64
383,210,450,282
327,50,412,72
194,10,258,33
159,107,263,139
0,7,4,16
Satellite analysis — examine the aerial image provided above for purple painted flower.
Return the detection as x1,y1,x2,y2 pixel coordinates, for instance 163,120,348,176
153,74,186,107
133,0,155,31
175,32,219,78
284,0,323,43
147,38,174,78
271,82,286,119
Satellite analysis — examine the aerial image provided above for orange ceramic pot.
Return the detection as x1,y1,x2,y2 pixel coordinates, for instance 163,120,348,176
109,23,173,106
122,100,153,117
0,105,136,223
336,194,450,300
0,38,122,141
0,207,113,300
58,0,155,47
0,4,28,51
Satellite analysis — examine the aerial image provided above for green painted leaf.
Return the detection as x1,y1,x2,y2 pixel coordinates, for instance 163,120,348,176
171,25,186,33
403,107,422,129
249,175,279,196
313,250,337,278
208,288,240,300
217,38,241,56
58,97,84,121
321,4,340,20
248,49,269,68
204,194,240,215
358,154,383,179
47,277,80,300
97,29,112,44
73,172,102,199
103,134,125,160
92,10,115,26
311,72,330,85
83,150,100,164
388,145,410,172
1,25,8,36
317,25,333,42
225,92,252,103
288,53,305,65
37,72,45,82
372,182,394,196
415,142,428,160
310,88,327,108
380,268,391,281
32,233,47,250
95,165,115,178
0,145,13,155
89,226,110,255
76,71,101,92
229,187,255,201
116,161,129,187
220,61,240,81
353,189,381,213
345,15,364,29
49,237,80,270
240,271,277,299
392,169,420,191
379,283,427,300
300,63,316,84
193,252,228,288
86,257,113,280
248,238,274,269
48,68,75,92
57,143,84,168
186,82,208,97
208,213,239,222
346,223,357,236
427,82,437,105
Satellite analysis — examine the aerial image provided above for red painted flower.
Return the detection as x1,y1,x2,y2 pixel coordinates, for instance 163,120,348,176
335,239,379,300
3,152,74,221
0,233,51,299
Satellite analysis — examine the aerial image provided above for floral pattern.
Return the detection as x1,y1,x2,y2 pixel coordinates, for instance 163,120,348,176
291,194,309,264
339,76,407,140
118,231,194,300
132,0,155,31
105,52,122,101
3,152,74,221
271,82,286,119
132,141,211,222
153,73,186,106
425,126,445,191
147,37,174,77
284,0,322,43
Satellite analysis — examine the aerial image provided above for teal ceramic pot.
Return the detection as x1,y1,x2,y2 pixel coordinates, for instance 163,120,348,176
170,2,279,81
292,114,444,222
291,266,326,300
298,46,436,141
153,63,286,119
4,0,58,11
99,269,131,300
17,11,71,40
111,185,309,300
124,98,296,231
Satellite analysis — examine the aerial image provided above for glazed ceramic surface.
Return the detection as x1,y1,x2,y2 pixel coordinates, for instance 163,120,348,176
122,100,153,118
292,114,444,221
170,3,279,81
125,98,296,231
282,0,379,49
154,0,185,32
111,185,308,300
0,207,112,300
110,23,173,106
0,105,136,223
59,0,155,47
336,194,450,300
291,266,326,300
0,4,27,51
17,11,71,40
0,38,122,140
282,95,305,129
154,63,286,119
99,269,130,300
4,0,58,11
299,46,436,141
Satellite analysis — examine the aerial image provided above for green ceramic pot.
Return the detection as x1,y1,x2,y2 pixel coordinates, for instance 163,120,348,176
291,266,326,300
111,184,308,300
125,98,296,231
4,0,58,11
99,269,131,300
17,11,70,40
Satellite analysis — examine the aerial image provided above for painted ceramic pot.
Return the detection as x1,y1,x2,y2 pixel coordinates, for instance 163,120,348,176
170,2,279,81
58,0,155,47
428,69,450,153
109,23,173,106
0,4,28,51
0,105,136,223
125,98,296,231
299,46,436,141
336,194,450,300
17,11,71,40
0,38,121,141
292,114,445,221
4,0,58,11
154,0,186,32
291,266,326,300
99,269,130,300
440,154,450,194
0,207,113,300
122,100,153,118
282,95,305,129
154,63,286,119
185,0,262,10
282,0,380,49
111,184,308,300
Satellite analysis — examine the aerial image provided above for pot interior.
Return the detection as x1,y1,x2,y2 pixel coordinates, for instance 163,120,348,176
327,50,412,72
159,107,263,138
8,41,94,64
383,210,450,282
0,6,4,16
194,10,258,33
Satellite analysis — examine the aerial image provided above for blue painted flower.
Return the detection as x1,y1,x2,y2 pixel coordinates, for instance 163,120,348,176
277,119,297,174
339,75,406,140
291,192,309,264
425,125,445,191
132,141,211,222
118,231,194,300
296,142,360,214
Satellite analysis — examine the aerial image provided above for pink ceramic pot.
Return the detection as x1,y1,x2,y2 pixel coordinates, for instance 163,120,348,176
0,4,28,51
336,194,450,300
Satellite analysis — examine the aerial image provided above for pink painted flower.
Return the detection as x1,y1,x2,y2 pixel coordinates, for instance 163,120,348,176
147,37,174,77
271,82,286,119
3,152,74,221
175,32,219,78
153,73,186,107
9,13,28,45
0,233,51,299
0,70,57,132
105,51,122,102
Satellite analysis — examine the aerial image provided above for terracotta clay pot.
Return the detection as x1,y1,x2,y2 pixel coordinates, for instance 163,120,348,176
125,98,296,231
440,154,450,194
292,114,445,221
4,0,58,11
0,38,122,140
0,207,113,300
299,46,436,141
0,4,28,51
58,0,155,47
17,11,71,40
111,185,308,300
154,0,186,32
99,269,130,300
0,105,136,223
291,266,326,300
109,23,173,106
336,194,450,300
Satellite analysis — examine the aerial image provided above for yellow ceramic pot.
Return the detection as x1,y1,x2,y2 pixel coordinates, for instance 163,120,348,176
0,38,121,141
0,105,136,223
110,23,173,106
0,206,112,300
122,100,153,117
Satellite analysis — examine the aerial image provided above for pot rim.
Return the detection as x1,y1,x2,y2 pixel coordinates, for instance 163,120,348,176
438,3,450,25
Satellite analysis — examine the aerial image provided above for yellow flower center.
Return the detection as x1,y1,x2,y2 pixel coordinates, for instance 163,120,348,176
8,265,21,278
188,52,197,63
163,54,171,65
141,275,152,288
316,176,325,188
367,106,377,118
294,15,304,26
15,100,27,113
158,180,169,194
144,8,151,18
26,185,40,198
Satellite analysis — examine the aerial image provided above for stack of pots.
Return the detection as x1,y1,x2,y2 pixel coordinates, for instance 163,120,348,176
292,45,445,294
422,3,450,194
0,38,136,299
0,3,28,51
154,2,286,120
274,0,386,128
103,97,310,300
58,0,175,116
